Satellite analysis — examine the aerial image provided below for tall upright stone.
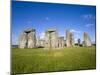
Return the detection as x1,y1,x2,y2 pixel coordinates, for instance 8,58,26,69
82,41,85,46
83,32,92,46
66,30,74,47
19,28,36,48
44,29,58,48
36,36,40,47
27,29,36,48
19,33,27,48
58,37,65,48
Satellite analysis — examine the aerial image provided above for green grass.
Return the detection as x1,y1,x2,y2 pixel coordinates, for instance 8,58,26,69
12,46,96,74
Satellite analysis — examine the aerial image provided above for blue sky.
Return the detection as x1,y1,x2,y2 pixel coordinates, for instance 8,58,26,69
12,1,96,45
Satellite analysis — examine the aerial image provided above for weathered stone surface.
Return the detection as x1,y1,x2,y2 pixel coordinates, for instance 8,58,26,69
19,33,27,48
44,29,58,48
36,36,40,47
19,28,36,48
66,30,74,47
19,28,92,48
27,30,36,48
58,37,65,48
83,32,92,46
82,41,85,46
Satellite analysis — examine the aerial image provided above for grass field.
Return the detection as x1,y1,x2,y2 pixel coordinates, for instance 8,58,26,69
12,46,96,74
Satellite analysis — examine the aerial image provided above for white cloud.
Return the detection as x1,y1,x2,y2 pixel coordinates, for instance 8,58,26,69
70,29,82,43
40,32,45,39
85,23,94,27
82,14,95,20
70,29,76,32
74,34,79,42
70,29,81,33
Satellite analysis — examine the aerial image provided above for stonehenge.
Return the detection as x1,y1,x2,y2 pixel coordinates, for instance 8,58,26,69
44,29,58,48
19,33,27,48
36,36,40,47
19,28,36,48
19,28,92,48
83,32,92,47
58,37,65,48
66,30,74,47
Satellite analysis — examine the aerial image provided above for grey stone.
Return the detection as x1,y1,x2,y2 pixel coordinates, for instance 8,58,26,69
36,36,40,47
58,37,65,48
19,33,27,48
19,28,36,48
66,30,74,47
83,32,92,47
44,29,58,48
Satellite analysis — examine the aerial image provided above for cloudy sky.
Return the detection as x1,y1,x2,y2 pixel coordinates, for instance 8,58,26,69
12,1,96,45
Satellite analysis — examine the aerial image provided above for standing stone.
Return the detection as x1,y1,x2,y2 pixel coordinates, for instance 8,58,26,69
82,41,85,47
66,30,74,47
58,37,65,48
19,28,36,48
19,33,27,48
27,29,36,48
70,32,74,46
36,36,40,47
44,29,58,48
83,32,92,46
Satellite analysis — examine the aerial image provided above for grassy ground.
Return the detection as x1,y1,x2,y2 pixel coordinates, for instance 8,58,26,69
12,46,96,74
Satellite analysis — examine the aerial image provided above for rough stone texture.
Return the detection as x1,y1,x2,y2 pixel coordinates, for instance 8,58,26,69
44,29,58,48
19,33,27,48
66,30,74,47
27,30,36,48
83,32,92,47
58,37,65,48
36,36,40,47
19,28,36,48
19,28,92,48
82,41,85,46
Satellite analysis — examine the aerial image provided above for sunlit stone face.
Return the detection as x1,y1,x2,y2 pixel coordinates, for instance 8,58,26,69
66,30,74,47
19,29,36,48
83,32,92,47
44,29,58,48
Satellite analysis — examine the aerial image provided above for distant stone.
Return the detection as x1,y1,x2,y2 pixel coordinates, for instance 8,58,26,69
83,32,92,47
58,37,65,48
66,30,74,47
